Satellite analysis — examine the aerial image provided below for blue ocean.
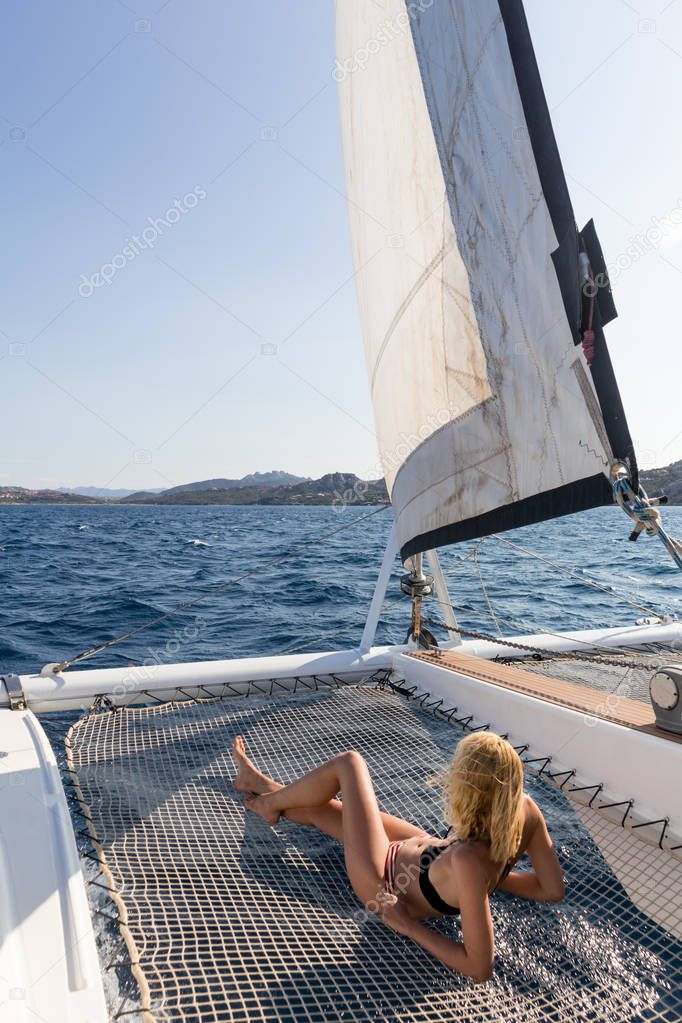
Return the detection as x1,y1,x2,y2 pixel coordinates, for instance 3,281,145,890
0,504,680,678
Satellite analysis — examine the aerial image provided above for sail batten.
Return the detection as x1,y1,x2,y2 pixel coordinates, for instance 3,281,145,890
336,0,635,561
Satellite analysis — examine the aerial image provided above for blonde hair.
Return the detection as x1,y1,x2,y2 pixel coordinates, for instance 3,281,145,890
440,732,524,865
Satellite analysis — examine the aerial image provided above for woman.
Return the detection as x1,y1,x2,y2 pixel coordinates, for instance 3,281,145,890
231,730,564,983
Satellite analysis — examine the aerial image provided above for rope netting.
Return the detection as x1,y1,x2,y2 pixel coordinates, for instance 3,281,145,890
500,646,682,704
65,682,682,1023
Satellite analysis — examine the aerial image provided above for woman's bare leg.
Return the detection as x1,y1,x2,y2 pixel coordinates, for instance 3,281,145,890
231,737,407,902
231,736,423,842
255,747,389,901
232,736,344,839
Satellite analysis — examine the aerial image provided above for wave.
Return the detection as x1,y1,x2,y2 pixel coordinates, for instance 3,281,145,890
0,504,679,676
0,636,25,658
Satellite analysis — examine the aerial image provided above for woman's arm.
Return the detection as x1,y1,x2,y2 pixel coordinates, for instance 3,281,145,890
378,857,494,983
499,801,564,903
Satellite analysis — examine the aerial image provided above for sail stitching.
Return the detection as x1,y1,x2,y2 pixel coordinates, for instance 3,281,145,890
392,393,502,479
470,93,564,489
443,4,504,155
571,359,614,466
503,172,564,487
441,10,518,501
401,237,490,412
370,240,451,395
397,443,514,518
438,198,492,404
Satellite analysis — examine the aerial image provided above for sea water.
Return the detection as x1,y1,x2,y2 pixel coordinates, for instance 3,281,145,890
1,504,680,677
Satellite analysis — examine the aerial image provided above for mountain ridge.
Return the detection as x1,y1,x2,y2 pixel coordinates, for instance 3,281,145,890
159,470,310,496
0,472,387,506
118,472,386,506
1,462,680,506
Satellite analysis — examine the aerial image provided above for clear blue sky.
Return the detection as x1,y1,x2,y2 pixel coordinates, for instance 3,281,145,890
1,0,681,492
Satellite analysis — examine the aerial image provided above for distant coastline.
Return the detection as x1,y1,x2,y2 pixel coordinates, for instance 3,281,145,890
1,462,679,506
0,472,389,507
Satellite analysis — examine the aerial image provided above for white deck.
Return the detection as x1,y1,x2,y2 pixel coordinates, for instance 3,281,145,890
0,709,106,1023
1,619,681,1022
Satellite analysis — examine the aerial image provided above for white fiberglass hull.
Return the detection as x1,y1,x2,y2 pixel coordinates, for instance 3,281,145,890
8,620,680,713
1,620,681,1023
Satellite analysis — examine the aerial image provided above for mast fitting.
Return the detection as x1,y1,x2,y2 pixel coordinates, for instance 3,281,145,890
401,555,436,648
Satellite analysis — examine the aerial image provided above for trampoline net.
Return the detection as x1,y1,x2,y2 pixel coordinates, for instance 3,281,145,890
508,647,682,704
66,683,682,1023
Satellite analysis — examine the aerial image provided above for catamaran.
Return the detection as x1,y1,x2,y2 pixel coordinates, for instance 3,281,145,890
1,2,681,1021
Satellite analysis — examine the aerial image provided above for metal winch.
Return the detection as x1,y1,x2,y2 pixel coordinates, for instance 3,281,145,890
649,665,682,735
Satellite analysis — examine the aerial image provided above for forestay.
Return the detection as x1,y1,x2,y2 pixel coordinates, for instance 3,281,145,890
335,0,636,560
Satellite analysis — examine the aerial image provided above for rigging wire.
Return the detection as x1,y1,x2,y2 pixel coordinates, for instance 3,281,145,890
49,504,391,673
45,495,672,676
282,528,673,664
425,548,672,665
278,539,663,666
484,533,664,619
423,597,670,666
471,545,502,636
433,542,669,660
278,590,411,655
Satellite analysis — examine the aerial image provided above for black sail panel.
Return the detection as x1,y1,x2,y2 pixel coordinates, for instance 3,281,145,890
499,0,637,490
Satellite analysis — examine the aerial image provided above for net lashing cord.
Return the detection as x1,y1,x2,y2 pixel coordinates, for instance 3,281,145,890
49,503,391,673
62,677,682,1023
379,676,681,850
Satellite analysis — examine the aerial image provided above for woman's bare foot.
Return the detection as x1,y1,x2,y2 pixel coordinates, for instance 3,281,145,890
245,791,282,826
231,735,279,796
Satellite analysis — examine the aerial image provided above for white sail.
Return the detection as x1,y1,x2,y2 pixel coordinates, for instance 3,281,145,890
336,0,634,560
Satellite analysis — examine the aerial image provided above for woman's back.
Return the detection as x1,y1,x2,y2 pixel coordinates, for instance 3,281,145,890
394,794,539,919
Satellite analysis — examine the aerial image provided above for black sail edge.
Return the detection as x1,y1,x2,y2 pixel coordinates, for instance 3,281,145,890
578,218,638,484
497,0,580,339
401,475,612,561
400,1,638,562
497,0,637,483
